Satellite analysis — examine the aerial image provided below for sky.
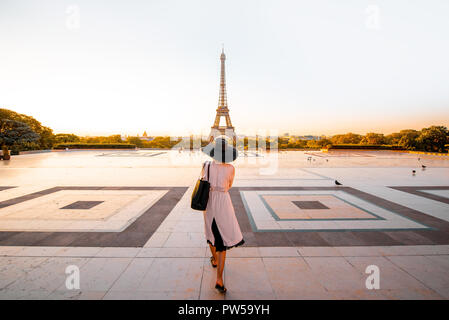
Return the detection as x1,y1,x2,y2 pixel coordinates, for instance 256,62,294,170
1,0,448,137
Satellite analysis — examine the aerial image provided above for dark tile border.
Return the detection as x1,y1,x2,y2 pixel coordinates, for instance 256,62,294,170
60,200,104,210
231,186,449,247
258,193,382,221
390,186,449,205
2,185,448,247
0,186,16,191
0,186,187,247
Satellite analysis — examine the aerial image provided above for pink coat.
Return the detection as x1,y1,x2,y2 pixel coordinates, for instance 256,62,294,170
202,161,243,247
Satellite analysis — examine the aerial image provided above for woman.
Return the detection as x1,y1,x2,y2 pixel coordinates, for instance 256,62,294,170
201,137,244,293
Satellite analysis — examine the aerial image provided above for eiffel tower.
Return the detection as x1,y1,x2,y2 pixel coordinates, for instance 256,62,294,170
209,48,236,143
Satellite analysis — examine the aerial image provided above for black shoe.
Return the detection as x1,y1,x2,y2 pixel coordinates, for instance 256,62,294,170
215,283,227,294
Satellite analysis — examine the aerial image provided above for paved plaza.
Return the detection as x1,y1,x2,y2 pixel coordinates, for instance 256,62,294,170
0,150,448,299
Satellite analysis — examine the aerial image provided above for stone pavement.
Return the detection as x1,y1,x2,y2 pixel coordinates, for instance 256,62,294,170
0,150,448,299
1,244,448,299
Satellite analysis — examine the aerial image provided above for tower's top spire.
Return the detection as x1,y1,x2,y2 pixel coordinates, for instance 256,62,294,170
220,44,226,60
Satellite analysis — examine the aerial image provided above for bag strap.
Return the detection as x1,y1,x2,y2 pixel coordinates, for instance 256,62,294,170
201,161,211,181
207,161,211,181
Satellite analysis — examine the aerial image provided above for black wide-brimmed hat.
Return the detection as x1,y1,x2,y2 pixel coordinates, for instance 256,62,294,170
202,137,238,163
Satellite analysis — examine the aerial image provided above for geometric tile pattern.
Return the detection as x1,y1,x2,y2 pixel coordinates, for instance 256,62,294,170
1,185,449,248
390,186,449,205
231,186,449,247
244,190,427,231
266,195,375,220
0,190,168,232
0,186,187,247
60,200,104,210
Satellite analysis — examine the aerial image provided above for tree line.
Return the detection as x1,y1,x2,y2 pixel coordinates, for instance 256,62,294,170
280,127,449,153
1,108,448,154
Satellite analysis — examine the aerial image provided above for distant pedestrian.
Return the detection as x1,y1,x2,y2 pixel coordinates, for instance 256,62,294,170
200,137,244,294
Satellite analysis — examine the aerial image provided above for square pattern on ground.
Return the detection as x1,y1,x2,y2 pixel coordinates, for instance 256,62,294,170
0,189,167,232
230,187,449,246
242,190,426,231
264,195,374,220
0,186,187,247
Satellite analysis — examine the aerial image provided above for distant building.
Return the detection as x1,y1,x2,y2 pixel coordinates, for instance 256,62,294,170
139,131,153,141
299,135,320,141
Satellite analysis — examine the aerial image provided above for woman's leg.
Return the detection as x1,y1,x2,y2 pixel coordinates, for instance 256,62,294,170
216,250,226,286
209,243,217,266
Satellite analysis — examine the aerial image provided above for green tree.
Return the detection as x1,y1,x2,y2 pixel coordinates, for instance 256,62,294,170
0,119,40,157
330,133,363,144
360,133,386,145
305,139,330,148
316,138,331,148
105,135,123,143
385,132,402,145
126,136,143,148
306,140,319,148
416,126,449,153
0,108,54,149
397,129,420,150
0,108,53,150
54,133,81,144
